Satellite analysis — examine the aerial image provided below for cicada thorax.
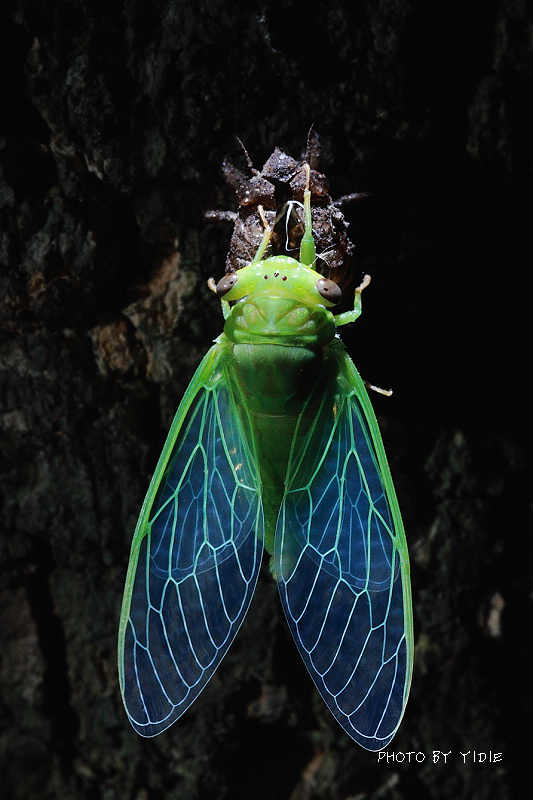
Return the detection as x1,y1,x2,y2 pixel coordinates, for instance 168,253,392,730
222,261,335,411
226,289,336,350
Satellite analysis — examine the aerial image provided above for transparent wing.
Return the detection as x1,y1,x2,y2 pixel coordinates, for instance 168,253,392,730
275,344,413,751
118,346,263,736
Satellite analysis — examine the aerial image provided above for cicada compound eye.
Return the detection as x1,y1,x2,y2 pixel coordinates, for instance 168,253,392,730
316,278,342,305
216,273,238,297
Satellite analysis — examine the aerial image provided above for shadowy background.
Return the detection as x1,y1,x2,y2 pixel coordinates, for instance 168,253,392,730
1,1,531,798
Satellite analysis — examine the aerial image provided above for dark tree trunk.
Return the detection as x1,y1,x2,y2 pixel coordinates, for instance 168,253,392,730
1,1,531,798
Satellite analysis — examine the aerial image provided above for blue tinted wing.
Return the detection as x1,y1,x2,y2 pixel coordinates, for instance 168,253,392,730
119,346,263,736
275,344,413,750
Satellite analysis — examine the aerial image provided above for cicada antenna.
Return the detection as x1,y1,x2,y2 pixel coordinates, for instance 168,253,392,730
304,125,322,170
304,125,315,164
236,137,259,175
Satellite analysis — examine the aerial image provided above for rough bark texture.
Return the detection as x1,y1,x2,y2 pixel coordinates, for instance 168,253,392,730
1,1,531,798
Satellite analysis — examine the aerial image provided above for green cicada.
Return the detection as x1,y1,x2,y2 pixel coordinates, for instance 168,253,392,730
118,163,413,751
